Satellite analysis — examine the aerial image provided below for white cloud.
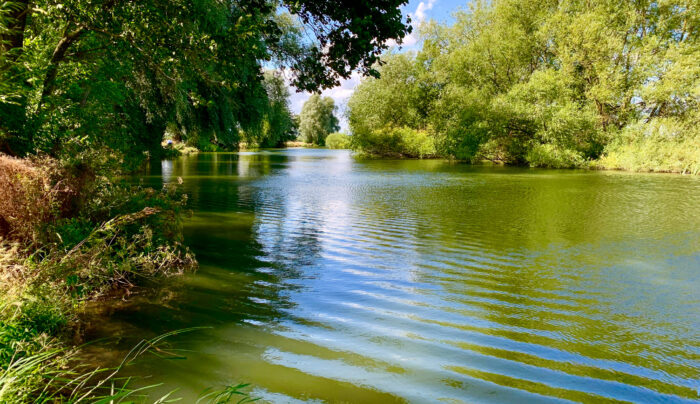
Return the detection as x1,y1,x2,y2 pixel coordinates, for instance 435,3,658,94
386,0,436,49
414,0,437,24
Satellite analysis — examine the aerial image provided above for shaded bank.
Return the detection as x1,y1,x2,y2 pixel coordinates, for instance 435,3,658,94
0,152,196,402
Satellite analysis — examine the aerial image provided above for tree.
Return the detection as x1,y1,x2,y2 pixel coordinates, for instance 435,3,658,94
0,0,412,161
243,70,296,148
299,94,339,145
263,70,296,147
348,0,699,171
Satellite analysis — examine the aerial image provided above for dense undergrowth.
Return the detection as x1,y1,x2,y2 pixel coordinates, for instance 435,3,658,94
0,150,215,402
324,133,351,150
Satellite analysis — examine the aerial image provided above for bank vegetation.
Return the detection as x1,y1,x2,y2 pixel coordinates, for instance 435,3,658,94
348,0,699,174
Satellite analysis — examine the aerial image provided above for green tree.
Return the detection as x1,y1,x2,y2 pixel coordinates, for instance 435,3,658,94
0,0,412,162
244,70,296,148
299,94,339,145
348,0,699,171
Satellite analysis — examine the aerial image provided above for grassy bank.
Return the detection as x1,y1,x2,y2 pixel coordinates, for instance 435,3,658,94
283,140,320,148
0,151,223,402
595,125,700,175
348,128,700,175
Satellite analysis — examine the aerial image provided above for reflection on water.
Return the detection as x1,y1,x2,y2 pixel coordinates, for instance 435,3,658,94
90,149,700,403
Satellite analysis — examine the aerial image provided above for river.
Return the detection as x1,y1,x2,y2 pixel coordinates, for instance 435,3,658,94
90,149,700,403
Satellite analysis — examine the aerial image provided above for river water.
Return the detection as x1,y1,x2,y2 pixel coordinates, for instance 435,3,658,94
93,149,700,403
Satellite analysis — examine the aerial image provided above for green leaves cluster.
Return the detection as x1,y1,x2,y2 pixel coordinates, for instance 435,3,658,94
348,0,699,172
0,0,411,164
242,70,297,148
298,93,339,145
325,132,351,149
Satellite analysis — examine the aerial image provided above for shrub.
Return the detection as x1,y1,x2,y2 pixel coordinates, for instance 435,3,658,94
525,143,586,168
1,150,195,329
352,126,438,158
163,141,199,159
0,149,198,402
0,155,70,243
325,133,351,149
598,117,700,174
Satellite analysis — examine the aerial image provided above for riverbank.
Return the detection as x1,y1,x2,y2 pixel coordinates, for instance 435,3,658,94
351,135,700,175
162,140,324,156
164,137,700,175
0,153,198,402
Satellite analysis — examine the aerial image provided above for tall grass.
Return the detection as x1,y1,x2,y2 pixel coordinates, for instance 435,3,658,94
598,131,700,174
0,328,257,403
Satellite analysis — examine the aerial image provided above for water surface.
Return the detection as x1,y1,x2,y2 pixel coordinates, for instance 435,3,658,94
93,149,700,403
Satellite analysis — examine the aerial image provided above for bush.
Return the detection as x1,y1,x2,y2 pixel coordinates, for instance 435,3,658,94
0,150,198,401
598,117,700,174
0,155,74,243
163,141,199,159
525,143,586,168
352,126,438,158
325,133,351,149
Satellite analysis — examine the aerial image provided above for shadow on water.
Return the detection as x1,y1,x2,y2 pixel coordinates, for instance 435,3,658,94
84,150,700,403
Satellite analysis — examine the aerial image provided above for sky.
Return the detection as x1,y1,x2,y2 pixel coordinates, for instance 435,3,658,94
288,0,465,132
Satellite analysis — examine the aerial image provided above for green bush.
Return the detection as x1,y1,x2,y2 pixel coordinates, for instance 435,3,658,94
163,142,199,159
598,117,700,174
352,126,438,158
0,150,196,401
525,143,586,168
325,133,351,149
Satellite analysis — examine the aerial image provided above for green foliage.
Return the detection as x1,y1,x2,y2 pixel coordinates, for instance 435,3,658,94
299,94,339,145
599,114,700,175
0,0,411,160
348,0,700,172
0,153,200,402
347,53,433,136
352,126,437,158
325,132,351,149
242,70,297,148
163,141,199,159
526,144,586,169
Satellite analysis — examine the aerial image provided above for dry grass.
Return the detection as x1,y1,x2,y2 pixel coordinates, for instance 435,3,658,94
284,140,317,148
0,154,72,243
0,151,202,402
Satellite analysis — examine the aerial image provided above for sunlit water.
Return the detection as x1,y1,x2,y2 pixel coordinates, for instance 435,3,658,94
88,149,700,403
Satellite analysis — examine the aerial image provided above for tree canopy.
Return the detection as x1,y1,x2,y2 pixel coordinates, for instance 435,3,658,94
0,0,411,163
348,0,699,173
299,94,339,145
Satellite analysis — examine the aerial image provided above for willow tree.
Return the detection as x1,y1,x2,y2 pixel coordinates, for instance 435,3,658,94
348,0,699,171
0,0,412,162
299,94,339,145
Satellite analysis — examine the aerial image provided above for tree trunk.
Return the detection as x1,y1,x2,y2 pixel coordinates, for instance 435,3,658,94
0,1,31,155
37,26,85,110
